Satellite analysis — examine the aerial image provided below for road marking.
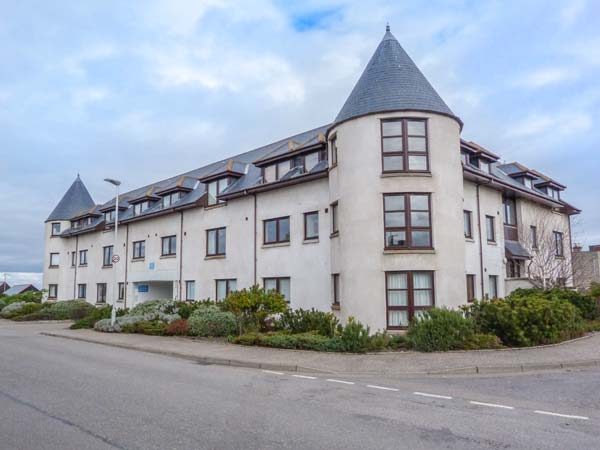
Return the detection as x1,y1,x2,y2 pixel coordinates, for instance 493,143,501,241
366,384,399,392
292,375,317,380
534,410,589,420
326,379,355,385
413,392,453,400
469,401,514,410
262,370,284,375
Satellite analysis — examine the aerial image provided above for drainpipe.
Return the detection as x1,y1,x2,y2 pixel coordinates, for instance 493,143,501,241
179,211,184,300
73,235,79,299
253,193,257,285
475,182,493,297
124,224,129,308
567,214,574,287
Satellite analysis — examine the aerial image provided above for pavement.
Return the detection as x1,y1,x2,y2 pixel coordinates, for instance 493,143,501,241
21,319,600,376
1,319,598,450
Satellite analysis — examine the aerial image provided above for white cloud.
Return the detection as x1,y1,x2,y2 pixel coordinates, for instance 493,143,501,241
507,112,592,138
513,67,578,89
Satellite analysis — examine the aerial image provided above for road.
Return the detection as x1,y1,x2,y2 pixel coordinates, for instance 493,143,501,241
1,321,598,450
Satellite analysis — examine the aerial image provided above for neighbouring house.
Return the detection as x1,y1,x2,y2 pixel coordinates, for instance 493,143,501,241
43,26,580,330
2,284,39,296
0,281,10,295
573,245,600,290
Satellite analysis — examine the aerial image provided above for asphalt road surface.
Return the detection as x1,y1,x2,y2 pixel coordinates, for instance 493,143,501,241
1,322,598,450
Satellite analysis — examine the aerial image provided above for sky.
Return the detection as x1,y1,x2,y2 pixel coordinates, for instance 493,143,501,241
1,0,599,286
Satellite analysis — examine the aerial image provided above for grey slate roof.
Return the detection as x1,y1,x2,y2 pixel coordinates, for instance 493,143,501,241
335,26,459,126
505,240,532,260
3,284,38,296
47,175,95,222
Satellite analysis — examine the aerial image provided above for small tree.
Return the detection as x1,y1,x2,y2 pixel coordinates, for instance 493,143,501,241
222,285,288,334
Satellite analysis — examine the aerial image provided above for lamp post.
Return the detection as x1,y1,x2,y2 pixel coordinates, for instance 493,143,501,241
104,178,121,326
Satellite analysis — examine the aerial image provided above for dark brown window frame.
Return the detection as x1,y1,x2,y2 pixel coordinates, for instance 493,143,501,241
263,216,290,244
466,274,476,302
330,134,338,167
206,227,226,256
263,277,291,302
96,283,107,303
49,252,59,268
118,282,125,300
132,240,145,259
102,245,113,267
51,222,61,236
485,215,496,243
304,211,319,240
161,235,177,256
185,280,195,301
48,284,58,299
488,275,498,299
79,249,88,266
383,193,433,250
464,210,473,239
507,259,522,278
332,273,340,306
215,279,237,301
77,283,86,299
554,231,564,257
330,201,339,236
385,271,435,330
380,118,429,174
531,226,538,249
71,251,77,267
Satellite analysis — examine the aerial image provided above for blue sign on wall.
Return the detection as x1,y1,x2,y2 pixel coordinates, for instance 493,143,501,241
149,262,155,270
138,285,149,293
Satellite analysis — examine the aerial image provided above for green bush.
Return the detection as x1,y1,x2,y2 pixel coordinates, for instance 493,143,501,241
460,333,503,350
584,320,600,333
46,300,95,320
407,308,476,352
231,331,345,352
222,285,288,333
129,299,179,316
368,331,408,351
188,304,237,337
1,302,42,319
175,299,216,319
277,308,339,337
70,306,112,329
164,319,189,336
463,295,584,347
589,282,600,299
508,288,600,321
121,320,167,335
0,290,43,311
339,317,371,353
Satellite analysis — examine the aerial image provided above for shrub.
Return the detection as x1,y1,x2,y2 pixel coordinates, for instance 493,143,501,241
188,304,237,337
164,319,189,336
1,290,43,312
368,331,408,351
277,308,339,337
463,295,584,347
121,320,167,335
232,331,345,352
230,332,262,346
339,317,371,353
44,300,95,320
175,299,216,319
129,299,180,316
1,302,41,319
584,320,600,333
70,306,112,329
589,282,600,299
460,333,503,350
407,308,476,352
222,285,288,333
94,311,178,333
508,288,600,321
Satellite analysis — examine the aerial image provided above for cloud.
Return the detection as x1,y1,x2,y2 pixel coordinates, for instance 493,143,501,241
513,67,579,89
62,43,117,78
0,272,43,289
507,112,592,139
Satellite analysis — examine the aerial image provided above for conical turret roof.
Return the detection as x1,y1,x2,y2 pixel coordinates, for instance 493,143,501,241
46,175,95,221
335,26,460,126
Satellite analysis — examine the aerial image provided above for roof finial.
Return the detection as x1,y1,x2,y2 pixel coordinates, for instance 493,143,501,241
386,22,390,32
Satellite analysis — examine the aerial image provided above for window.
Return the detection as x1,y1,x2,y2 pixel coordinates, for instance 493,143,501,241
264,217,290,244
489,275,498,299
161,235,177,256
185,281,195,301
51,223,61,236
381,118,428,173
531,226,538,249
118,282,125,300
216,279,237,301
49,253,59,267
332,274,340,306
207,178,230,205
524,178,533,189
386,271,434,329
48,284,58,299
97,283,107,303
383,194,432,249
71,252,76,267
466,274,476,302
485,216,495,243
507,259,522,278
104,209,115,223
549,188,560,200
554,231,564,257
77,284,86,299
207,227,226,256
503,197,517,226
463,210,473,239
103,245,113,266
479,160,490,173
162,192,181,208
330,135,338,166
263,165,276,183
304,211,319,240
79,249,88,266
133,201,151,216
461,152,470,165
133,240,145,259
304,152,319,172
331,202,339,235
264,277,290,301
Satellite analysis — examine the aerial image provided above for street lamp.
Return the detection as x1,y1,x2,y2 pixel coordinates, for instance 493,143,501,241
104,178,121,326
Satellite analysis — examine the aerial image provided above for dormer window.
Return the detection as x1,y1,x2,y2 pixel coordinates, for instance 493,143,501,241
51,223,61,236
524,178,532,189
479,160,490,173
549,188,560,200
207,178,230,206
461,152,470,165
133,201,152,216
162,192,182,208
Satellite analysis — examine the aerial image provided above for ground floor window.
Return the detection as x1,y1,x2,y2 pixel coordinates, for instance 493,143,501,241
264,277,290,302
466,274,476,302
186,280,195,301
118,282,125,300
507,259,522,278
488,275,498,299
97,283,107,303
216,279,237,301
332,274,340,306
385,271,434,329
77,284,86,299
48,284,58,299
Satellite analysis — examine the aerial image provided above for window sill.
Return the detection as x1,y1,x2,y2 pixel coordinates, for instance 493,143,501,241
380,172,432,178
555,256,565,260
330,231,339,239
95,302,107,306
102,265,113,269
262,242,291,249
78,264,88,267
383,249,435,255
160,254,177,259
465,237,474,242
47,297,57,301
131,258,145,263
303,238,319,245
329,163,338,170
48,266,59,269
205,254,226,260
487,241,497,246
331,303,340,311
204,202,226,211
506,277,529,281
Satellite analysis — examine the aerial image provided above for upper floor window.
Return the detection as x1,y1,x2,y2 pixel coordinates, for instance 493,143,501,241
207,178,230,206
549,188,560,200
79,249,88,265
554,231,564,257
524,178,533,189
206,227,226,256
489,275,498,299
463,210,473,239
386,271,434,329
103,245,113,266
383,193,432,249
51,223,61,236
485,216,496,243
530,226,538,249
507,259,522,278
104,209,115,223
162,192,181,208
264,277,290,302
71,252,76,267
133,240,145,259
133,201,151,216
216,279,237,301
381,118,428,173
479,160,490,173
330,134,338,166
49,253,60,267
304,211,319,240
503,197,517,226
161,235,177,256
331,202,339,235
48,284,58,299
264,217,290,244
